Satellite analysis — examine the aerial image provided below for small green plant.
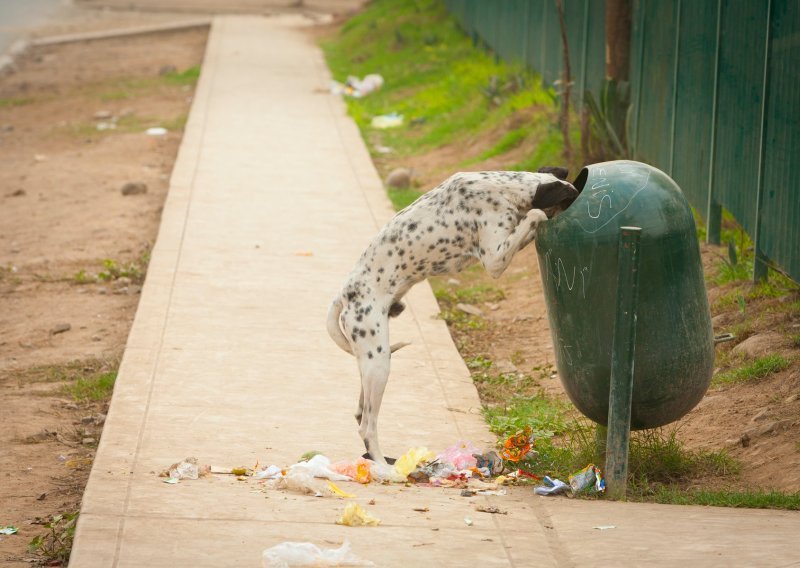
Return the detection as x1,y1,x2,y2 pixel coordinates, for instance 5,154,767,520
0,97,34,107
791,334,800,348
97,258,143,282
28,511,79,565
510,350,526,367
162,66,201,86
466,355,493,370
714,354,791,386
584,79,631,159
73,269,94,284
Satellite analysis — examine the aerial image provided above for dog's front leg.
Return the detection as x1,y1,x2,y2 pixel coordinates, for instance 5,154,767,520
479,209,547,278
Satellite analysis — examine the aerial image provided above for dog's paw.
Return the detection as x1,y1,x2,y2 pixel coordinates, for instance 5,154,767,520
362,452,396,465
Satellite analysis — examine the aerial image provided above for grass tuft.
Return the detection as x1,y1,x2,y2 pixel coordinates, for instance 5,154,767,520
64,371,117,402
714,354,790,386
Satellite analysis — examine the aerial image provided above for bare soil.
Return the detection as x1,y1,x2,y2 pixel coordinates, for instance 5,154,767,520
0,25,207,565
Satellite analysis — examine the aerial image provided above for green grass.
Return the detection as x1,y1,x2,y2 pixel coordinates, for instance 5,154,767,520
433,282,505,305
714,354,791,386
0,97,34,107
321,0,561,164
97,66,200,101
638,488,800,510
469,126,530,163
64,371,117,402
387,187,423,211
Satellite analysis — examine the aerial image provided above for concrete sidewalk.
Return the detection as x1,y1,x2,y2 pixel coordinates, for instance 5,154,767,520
70,16,799,567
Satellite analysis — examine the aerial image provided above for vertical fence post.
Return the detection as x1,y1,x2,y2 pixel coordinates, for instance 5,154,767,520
605,226,642,500
668,0,682,177
753,0,773,283
705,0,723,245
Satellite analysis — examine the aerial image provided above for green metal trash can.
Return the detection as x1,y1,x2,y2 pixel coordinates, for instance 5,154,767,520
535,160,713,429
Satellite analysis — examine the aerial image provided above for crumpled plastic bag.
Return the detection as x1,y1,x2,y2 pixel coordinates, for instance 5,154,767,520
437,441,479,470
331,458,372,484
253,465,283,480
533,476,570,496
288,455,351,481
369,461,407,483
569,464,605,494
394,447,435,477
336,503,381,527
271,470,325,497
161,457,210,480
370,112,403,129
262,540,374,567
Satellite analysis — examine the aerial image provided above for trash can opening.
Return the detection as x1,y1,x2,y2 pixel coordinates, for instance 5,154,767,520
573,167,589,194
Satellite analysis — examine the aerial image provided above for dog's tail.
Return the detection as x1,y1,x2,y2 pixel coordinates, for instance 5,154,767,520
327,297,353,355
327,297,411,355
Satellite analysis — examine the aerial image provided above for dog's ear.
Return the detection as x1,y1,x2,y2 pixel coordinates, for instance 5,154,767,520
537,166,569,180
532,179,579,211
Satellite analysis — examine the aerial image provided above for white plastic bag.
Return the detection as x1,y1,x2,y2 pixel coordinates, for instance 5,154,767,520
288,455,351,481
262,540,374,568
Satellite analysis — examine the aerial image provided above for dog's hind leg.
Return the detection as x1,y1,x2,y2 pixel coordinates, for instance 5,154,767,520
353,325,393,465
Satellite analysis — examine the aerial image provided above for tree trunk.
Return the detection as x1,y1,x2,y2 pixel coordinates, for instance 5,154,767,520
555,0,572,161
606,0,632,81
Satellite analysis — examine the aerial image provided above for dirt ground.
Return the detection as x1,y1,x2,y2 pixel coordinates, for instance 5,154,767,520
1,11,797,566
0,23,207,565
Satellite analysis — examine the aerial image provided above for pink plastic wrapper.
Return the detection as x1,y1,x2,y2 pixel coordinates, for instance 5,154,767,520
437,441,479,470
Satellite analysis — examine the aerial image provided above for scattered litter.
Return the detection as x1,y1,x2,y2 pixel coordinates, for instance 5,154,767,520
369,461,406,483
332,458,371,484
375,145,394,154
298,450,322,462
460,489,475,497
326,481,355,499
294,251,313,257
412,507,430,513
534,476,570,496
464,517,473,526
330,73,384,98
474,450,504,476
0,526,18,535
94,110,113,119
289,455,351,481
336,503,381,527
594,525,616,531
394,447,435,477
272,471,324,497
145,127,167,136
476,506,507,515
262,540,374,568
253,465,283,480
160,457,210,480
501,426,536,462
438,441,478,471
370,112,403,129
569,464,605,494
163,478,179,485
64,457,93,469
96,121,117,131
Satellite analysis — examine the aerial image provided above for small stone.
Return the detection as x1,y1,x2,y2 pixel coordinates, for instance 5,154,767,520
740,433,751,447
93,110,112,120
81,438,96,446
486,302,500,311
732,333,789,359
494,360,517,374
386,167,412,189
456,303,483,317
751,408,769,422
785,393,799,404
10,188,25,197
158,64,177,76
447,278,461,286
95,414,106,426
50,323,71,335
91,335,102,342
80,416,94,424
121,181,147,196
128,285,142,295
37,492,46,501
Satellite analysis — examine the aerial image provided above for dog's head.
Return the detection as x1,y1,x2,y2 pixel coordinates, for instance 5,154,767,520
532,169,579,219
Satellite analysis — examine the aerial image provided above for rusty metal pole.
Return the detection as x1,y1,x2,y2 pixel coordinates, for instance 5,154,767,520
605,226,642,500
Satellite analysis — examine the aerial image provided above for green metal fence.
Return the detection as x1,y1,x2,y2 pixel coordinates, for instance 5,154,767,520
445,0,799,283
